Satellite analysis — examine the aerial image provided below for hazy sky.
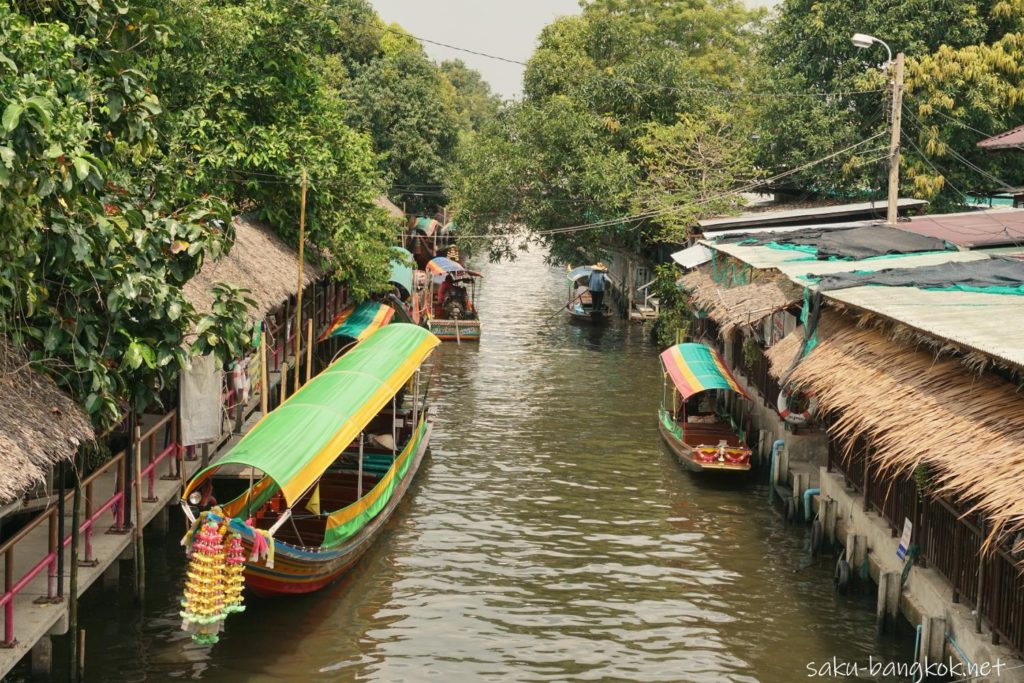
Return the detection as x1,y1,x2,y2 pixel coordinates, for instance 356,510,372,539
369,1,776,99
370,0,580,99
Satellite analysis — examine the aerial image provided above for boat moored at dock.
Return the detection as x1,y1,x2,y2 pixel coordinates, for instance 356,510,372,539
178,323,439,640
658,342,753,472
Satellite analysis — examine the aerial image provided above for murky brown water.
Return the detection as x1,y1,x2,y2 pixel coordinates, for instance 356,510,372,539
67,249,911,682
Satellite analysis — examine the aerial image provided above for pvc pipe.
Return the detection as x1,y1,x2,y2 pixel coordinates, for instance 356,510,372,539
804,488,821,522
946,631,975,670
769,439,785,497
914,624,922,664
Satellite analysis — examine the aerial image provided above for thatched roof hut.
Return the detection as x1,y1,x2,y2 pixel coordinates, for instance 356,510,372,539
0,338,94,503
681,267,801,335
767,311,1024,548
184,216,322,319
374,196,405,221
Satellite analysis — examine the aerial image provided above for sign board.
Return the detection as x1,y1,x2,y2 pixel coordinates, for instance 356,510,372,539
896,518,913,561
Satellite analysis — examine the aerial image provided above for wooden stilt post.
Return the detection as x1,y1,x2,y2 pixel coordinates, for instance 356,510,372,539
68,449,83,682
133,426,145,602
305,319,313,384
260,324,269,416
294,169,307,391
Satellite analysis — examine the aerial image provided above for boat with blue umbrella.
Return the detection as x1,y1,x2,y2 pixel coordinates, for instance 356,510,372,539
424,256,482,342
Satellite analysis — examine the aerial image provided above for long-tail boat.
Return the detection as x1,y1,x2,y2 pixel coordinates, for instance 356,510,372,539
181,323,440,597
565,265,610,322
658,342,753,472
424,256,482,342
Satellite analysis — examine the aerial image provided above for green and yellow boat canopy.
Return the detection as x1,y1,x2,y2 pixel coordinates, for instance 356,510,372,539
183,323,439,508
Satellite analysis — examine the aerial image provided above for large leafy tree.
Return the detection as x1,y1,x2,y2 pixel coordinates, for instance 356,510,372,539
0,3,247,428
755,0,1024,205
143,0,398,299
440,59,503,134
450,0,764,262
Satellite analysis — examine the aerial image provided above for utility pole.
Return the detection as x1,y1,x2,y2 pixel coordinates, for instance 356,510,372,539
887,52,905,226
294,169,307,391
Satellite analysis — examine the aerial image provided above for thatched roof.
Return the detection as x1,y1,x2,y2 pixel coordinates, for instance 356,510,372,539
0,338,94,503
374,196,405,220
184,216,322,319
682,267,802,335
767,311,1024,549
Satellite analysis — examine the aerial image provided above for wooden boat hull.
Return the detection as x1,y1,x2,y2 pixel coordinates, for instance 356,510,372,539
657,416,751,473
236,418,434,596
567,306,608,323
428,319,481,342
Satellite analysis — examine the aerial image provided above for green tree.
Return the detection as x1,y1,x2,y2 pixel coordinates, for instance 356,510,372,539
343,27,461,213
440,59,503,133
450,0,763,261
754,0,1024,204
0,3,248,428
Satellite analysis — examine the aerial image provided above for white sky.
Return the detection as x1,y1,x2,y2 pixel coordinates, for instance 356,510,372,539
369,1,776,99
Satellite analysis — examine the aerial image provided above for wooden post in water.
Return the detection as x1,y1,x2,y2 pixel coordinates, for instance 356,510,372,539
294,169,307,391
68,449,83,682
133,426,145,602
280,361,288,402
260,326,269,416
305,319,313,384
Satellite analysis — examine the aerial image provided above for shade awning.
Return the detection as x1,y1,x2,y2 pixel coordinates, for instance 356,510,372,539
671,244,713,269
389,246,414,296
184,323,440,507
319,301,395,343
660,343,751,400
427,256,480,282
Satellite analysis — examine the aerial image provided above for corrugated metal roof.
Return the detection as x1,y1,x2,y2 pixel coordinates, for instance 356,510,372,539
896,208,1024,248
698,199,927,231
671,244,713,269
705,240,989,283
824,286,1024,368
977,124,1024,150
704,221,869,239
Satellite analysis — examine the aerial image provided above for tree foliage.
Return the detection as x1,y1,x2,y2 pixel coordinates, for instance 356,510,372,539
449,0,764,262
1,0,471,428
755,0,1024,205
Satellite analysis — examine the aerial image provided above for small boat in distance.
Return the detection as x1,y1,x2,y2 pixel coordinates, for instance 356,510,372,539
181,323,440,600
425,256,482,342
565,265,610,322
657,342,753,472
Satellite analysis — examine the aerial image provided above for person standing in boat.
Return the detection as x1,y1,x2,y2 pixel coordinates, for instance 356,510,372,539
588,263,609,314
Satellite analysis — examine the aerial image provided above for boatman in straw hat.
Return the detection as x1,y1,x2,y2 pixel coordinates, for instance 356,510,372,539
588,263,609,315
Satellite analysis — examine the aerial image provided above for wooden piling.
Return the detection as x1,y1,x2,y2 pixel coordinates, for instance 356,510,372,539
68,449,83,682
133,426,145,602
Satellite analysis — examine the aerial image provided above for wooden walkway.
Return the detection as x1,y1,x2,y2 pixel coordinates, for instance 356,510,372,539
0,364,285,679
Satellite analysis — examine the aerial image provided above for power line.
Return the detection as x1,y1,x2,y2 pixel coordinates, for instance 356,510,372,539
532,133,888,237
287,0,883,102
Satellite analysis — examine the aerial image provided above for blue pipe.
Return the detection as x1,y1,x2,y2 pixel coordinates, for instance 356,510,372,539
946,632,975,670
914,624,922,663
804,488,821,521
769,439,785,500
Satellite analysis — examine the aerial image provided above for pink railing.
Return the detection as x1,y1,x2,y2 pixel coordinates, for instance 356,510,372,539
0,411,180,648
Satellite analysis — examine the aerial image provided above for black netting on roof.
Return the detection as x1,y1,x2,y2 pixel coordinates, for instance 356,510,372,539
813,257,1024,292
717,224,951,260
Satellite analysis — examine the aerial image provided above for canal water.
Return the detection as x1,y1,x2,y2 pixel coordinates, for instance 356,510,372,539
69,249,912,681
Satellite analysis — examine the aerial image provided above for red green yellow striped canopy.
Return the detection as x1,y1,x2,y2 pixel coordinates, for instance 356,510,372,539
660,343,750,400
318,301,395,343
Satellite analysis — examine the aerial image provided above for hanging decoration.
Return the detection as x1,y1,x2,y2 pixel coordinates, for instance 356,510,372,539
179,514,248,644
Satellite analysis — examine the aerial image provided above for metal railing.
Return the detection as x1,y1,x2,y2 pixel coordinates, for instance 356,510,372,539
0,411,180,647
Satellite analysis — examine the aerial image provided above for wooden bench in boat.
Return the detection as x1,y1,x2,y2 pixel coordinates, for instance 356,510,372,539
682,422,744,448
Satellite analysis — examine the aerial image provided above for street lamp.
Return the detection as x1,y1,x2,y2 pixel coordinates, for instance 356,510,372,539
852,32,902,225
851,33,892,65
